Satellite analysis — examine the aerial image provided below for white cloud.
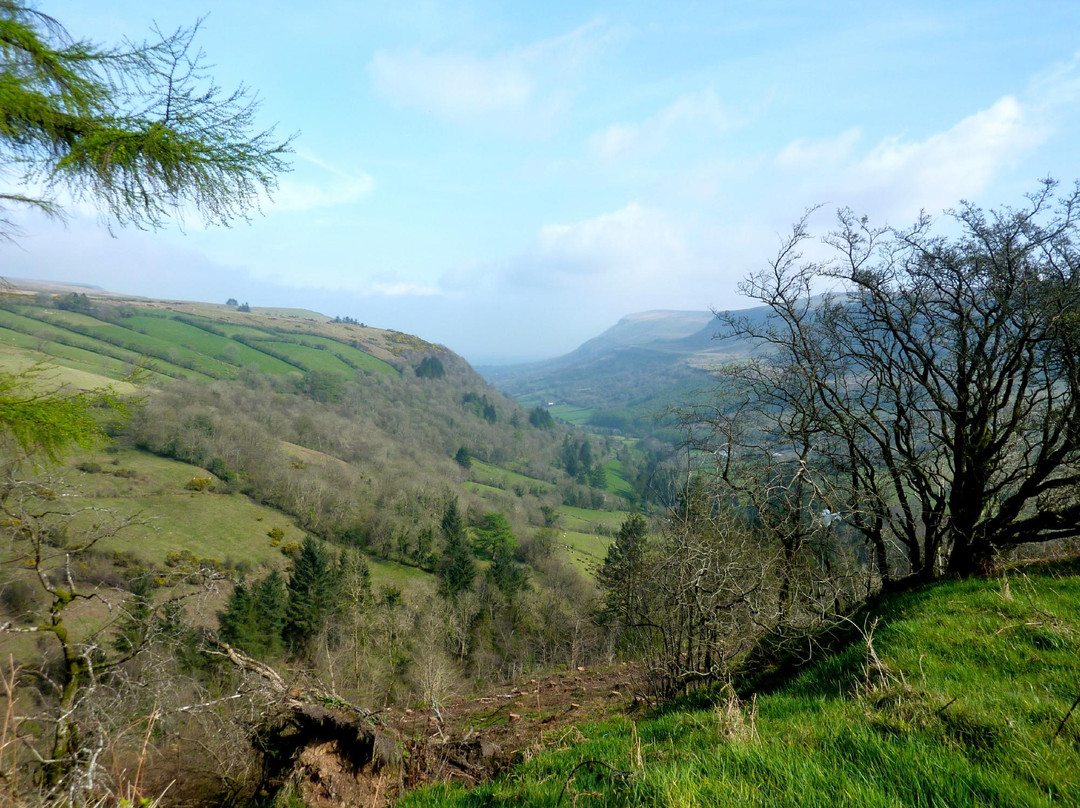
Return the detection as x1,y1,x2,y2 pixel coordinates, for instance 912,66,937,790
851,96,1041,211
770,95,1047,221
368,20,606,130
477,203,698,305
535,203,686,277
370,50,534,118
774,128,862,170
268,151,374,213
589,89,738,161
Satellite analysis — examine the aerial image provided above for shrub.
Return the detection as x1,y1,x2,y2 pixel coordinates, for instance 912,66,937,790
185,476,215,492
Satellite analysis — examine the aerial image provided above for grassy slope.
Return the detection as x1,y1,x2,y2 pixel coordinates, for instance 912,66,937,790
58,447,431,592
0,298,399,382
400,563,1080,807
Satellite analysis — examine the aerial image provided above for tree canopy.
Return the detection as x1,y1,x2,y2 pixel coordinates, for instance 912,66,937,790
695,180,1080,583
0,2,292,240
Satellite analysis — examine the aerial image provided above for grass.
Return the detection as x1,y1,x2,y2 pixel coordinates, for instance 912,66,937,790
547,404,595,425
558,529,612,573
0,308,193,379
0,351,140,394
601,458,633,498
258,340,357,374
289,334,398,376
60,449,302,569
470,459,553,495
1,302,397,385
398,561,1080,807
558,506,626,533
34,309,231,378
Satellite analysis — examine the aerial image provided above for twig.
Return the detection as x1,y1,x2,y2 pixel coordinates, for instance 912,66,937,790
935,696,958,716
1052,691,1080,741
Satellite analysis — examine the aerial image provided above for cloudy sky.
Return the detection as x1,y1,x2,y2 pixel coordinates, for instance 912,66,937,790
5,1,1080,363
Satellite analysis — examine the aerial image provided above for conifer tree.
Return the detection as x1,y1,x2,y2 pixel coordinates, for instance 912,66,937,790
0,2,291,239
437,499,474,600
284,537,337,653
597,513,649,624
254,570,287,656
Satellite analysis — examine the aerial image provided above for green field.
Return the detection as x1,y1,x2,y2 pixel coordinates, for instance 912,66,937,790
558,529,612,572
58,448,431,593
558,505,627,533
0,303,399,385
602,458,634,497
547,403,594,424
469,459,553,495
290,334,397,376
401,561,1080,807
0,308,191,379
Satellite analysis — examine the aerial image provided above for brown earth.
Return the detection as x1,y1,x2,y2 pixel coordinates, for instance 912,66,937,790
287,662,646,808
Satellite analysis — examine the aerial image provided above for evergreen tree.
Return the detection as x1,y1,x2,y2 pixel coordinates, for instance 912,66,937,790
284,537,338,653
218,578,258,651
254,570,287,656
597,513,650,625
437,499,474,600
488,534,528,598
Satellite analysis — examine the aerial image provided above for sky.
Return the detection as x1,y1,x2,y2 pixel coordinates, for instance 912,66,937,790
5,1,1080,364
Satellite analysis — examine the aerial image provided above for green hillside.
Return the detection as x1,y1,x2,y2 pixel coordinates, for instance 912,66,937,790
0,290,402,383
480,306,776,442
401,561,1080,807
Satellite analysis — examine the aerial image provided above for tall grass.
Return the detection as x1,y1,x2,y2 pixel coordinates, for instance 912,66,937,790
399,563,1080,807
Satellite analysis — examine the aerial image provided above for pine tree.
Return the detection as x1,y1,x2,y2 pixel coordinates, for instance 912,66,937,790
254,570,287,656
0,2,291,239
284,537,337,653
218,578,258,652
437,499,474,600
597,513,649,624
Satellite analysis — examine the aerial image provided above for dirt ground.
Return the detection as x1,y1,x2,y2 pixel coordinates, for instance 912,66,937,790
381,662,645,803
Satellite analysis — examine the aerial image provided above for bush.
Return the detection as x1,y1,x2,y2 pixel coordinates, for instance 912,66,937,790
185,476,215,492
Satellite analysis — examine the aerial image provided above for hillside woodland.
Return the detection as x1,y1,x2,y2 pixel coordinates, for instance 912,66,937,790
0,290,653,805
1,6,1078,806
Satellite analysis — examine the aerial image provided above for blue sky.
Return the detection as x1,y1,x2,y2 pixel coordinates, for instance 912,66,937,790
5,1,1080,363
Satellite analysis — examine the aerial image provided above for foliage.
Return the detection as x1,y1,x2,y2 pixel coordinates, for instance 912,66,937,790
694,181,1080,583
0,2,292,238
0,364,126,459
462,390,497,423
415,356,446,379
454,445,472,468
297,369,346,403
284,537,338,653
528,406,554,429
219,569,286,657
437,499,474,600
596,513,649,625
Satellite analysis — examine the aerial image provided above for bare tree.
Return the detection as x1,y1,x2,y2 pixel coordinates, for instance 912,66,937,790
695,180,1080,584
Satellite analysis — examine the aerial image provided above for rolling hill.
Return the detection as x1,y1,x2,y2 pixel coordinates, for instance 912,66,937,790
479,305,772,439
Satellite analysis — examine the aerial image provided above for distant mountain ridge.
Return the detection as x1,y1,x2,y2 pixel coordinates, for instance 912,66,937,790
479,305,772,438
